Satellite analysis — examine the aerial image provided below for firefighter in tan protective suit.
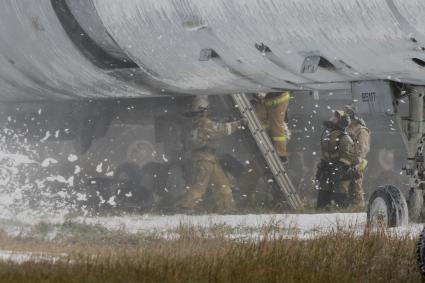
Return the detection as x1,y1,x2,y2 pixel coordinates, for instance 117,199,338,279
316,110,361,208
253,91,291,162
178,96,246,212
237,91,291,207
345,105,370,207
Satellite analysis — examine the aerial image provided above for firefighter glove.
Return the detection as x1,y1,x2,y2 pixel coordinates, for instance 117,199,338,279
356,159,368,172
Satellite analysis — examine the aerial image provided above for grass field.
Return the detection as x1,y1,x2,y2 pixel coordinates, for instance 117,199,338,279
0,220,421,283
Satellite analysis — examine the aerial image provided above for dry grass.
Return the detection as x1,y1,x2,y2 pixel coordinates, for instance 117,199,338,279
0,223,420,283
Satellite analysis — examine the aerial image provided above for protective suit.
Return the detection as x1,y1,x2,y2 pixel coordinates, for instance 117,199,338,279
316,111,360,208
178,97,244,212
237,92,290,206
345,106,370,206
254,92,291,160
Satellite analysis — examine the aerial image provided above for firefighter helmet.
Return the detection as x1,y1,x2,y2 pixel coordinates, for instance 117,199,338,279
344,105,356,120
190,96,209,113
257,92,267,99
333,110,350,130
344,105,366,126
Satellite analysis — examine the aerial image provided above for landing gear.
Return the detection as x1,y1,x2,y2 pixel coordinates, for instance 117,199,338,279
368,86,425,227
367,185,408,227
408,187,424,223
417,227,425,277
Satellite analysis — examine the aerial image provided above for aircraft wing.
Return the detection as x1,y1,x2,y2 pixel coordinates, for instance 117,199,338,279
1,0,425,101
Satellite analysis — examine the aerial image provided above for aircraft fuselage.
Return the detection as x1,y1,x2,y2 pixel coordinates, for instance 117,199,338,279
1,0,425,101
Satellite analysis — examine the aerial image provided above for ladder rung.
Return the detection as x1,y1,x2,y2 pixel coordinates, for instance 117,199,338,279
232,93,302,209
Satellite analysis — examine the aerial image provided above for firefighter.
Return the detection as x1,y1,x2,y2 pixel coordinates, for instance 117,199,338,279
316,110,360,209
253,91,291,162
345,105,370,207
178,96,246,212
237,91,291,207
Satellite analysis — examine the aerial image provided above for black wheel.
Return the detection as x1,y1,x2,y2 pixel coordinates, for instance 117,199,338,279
126,139,157,168
154,162,188,209
115,162,142,183
417,227,425,277
139,162,162,192
367,185,408,228
220,154,244,180
408,188,424,223
115,162,155,211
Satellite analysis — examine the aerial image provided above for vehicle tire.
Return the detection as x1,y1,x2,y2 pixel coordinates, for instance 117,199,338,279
154,162,188,209
220,154,244,180
139,162,162,191
417,227,425,277
137,162,168,209
115,162,142,183
126,139,156,168
367,185,408,228
115,162,155,211
408,188,424,223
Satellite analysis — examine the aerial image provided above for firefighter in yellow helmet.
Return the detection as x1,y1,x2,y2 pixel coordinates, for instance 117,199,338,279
178,96,246,212
315,110,361,208
253,91,291,162
345,105,370,207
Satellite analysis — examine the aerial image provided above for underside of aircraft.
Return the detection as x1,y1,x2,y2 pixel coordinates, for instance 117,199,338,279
1,0,425,100
2,0,425,243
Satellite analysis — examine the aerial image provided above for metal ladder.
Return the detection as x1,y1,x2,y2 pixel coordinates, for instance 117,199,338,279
232,93,303,209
